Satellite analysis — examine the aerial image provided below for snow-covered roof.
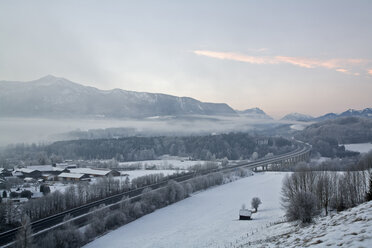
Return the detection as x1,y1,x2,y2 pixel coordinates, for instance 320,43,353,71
17,168,40,174
56,163,77,168
58,173,86,179
25,165,66,172
68,168,112,176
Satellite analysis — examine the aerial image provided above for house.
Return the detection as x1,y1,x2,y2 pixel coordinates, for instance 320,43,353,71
255,138,269,145
58,173,90,182
41,173,56,181
14,165,70,180
0,168,13,177
15,168,42,179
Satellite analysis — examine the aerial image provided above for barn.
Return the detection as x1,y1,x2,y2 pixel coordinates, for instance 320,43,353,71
67,168,120,177
58,173,90,181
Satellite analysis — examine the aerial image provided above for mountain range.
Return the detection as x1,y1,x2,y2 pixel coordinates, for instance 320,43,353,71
314,108,372,121
0,76,238,118
282,108,372,122
0,75,370,121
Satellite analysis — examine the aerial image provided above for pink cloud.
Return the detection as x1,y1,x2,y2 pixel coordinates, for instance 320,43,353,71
335,68,349,74
368,69,372,75
193,50,367,75
193,50,277,65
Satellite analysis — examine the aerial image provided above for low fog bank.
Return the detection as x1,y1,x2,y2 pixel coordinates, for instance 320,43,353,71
0,116,299,147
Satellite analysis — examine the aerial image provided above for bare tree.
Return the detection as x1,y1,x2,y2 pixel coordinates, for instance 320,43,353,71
285,191,318,223
316,171,332,215
251,197,262,212
366,171,372,201
15,214,33,248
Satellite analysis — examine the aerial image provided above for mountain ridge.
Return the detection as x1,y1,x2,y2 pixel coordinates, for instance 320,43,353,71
235,107,273,119
0,75,237,118
281,112,314,122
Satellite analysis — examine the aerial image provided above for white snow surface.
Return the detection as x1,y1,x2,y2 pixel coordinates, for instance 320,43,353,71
235,201,372,248
290,124,306,130
84,172,288,248
343,143,372,154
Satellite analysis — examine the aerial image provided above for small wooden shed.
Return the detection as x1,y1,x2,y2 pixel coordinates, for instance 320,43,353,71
239,207,252,220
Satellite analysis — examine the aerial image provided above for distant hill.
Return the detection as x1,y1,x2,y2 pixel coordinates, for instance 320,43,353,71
236,107,273,119
281,112,314,122
0,75,237,118
315,108,372,121
295,116,372,157
280,108,372,123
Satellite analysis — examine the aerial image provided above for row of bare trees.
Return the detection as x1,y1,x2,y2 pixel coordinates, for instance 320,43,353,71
282,164,371,223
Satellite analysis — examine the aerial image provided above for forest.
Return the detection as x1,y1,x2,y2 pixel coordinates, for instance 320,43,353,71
1,133,293,165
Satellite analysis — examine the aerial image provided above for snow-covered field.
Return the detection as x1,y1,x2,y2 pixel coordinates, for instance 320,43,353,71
343,143,372,154
310,156,330,165
84,172,288,248
235,201,372,248
120,170,178,179
290,124,306,131
119,159,212,170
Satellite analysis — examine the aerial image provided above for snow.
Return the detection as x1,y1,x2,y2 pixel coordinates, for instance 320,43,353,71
118,159,212,170
233,201,372,247
84,172,288,248
119,170,178,179
49,183,70,193
290,124,306,130
58,172,86,179
69,168,112,176
343,143,372,154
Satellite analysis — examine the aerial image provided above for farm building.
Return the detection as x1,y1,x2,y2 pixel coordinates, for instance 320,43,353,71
24,165,68,175
67,168,120,177
58,173,90,181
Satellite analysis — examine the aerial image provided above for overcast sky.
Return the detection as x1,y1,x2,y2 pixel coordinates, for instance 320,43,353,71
0,0,371,118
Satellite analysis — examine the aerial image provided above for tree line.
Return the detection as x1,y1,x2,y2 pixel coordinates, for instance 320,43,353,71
295,117,372,158
1,133,293,165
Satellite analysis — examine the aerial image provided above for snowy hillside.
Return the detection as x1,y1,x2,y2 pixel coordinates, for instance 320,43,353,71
0,75,236,118
233,201,372,248
84,172,288,248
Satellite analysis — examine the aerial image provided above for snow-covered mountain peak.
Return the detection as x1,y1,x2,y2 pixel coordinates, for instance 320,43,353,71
281,112,314,122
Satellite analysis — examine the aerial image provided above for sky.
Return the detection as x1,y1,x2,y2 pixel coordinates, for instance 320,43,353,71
0,0,371,118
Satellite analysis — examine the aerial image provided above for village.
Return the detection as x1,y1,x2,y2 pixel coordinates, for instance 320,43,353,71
0,163,123,204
